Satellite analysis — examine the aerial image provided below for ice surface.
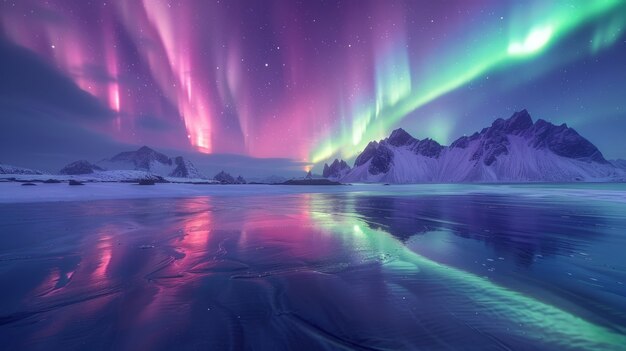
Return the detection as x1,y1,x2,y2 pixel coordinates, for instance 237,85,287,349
0,188,625,350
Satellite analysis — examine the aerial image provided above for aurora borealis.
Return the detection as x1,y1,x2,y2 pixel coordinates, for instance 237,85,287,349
1,0,626,173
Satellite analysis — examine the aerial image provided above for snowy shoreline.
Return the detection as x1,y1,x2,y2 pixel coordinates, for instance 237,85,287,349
1,181,626,204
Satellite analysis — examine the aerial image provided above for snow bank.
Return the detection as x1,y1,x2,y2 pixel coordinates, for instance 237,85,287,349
1,182,625,204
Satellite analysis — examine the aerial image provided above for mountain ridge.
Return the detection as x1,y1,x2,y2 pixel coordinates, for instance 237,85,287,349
96,146,205,179
338,110,622,183
323,159,351,180
0,163,44,175
59,160,104,175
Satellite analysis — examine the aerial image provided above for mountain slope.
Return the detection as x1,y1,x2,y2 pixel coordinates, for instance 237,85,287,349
323,159,351,180
98,146,205,178
59,160,104,175
611,159,626,171
0,163,44,175
341,110,621,183
169,156,204,178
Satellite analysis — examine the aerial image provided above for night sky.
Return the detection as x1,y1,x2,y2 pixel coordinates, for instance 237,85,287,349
1,0,625,175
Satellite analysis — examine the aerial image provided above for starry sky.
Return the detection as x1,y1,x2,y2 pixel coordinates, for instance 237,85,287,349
1,0,625,175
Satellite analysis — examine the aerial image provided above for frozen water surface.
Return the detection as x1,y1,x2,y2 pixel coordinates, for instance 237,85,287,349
0,184,625,350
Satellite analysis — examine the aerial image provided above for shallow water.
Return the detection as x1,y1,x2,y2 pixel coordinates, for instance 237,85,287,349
0,185,625,350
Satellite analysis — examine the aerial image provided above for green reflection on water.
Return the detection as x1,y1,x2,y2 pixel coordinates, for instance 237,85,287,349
308,196,626,351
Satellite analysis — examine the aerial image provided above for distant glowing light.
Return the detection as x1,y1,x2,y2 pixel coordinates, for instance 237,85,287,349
591,13,626,53
1,0,624,160
508,26,553,56
108,83,120,112
141,0,213,153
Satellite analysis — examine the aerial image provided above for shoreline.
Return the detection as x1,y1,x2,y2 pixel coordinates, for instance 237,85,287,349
1,181,626,204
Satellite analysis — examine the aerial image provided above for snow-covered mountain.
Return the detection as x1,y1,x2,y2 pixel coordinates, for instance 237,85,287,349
323,159,351,180
213,171,235,184
98,146,205,178
170,156,202,178
0,163,44,175
213,171,246,184
611,159,626,171
59,160,104,175
341,110,622,183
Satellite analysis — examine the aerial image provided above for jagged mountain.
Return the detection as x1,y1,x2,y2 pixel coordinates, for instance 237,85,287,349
213,171,245,184
213,171,234,183
170,156,202,178
0,163,44,175
99,146,205,178
323,159,351,180
59,160,104,175
342,110,621,183
111,146,170,168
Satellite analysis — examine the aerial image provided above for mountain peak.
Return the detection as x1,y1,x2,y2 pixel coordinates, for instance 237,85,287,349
323,158,351,179
135,145,159,155
135,146,161,156
488,109,534,136
354,141,379,167
214,170,236,184
512,108,529,118
59,160,104,175
504,109,533,133
109,145,171,169
387,128,417,147
412,138,443,158
342,110,617,183
102,146,205,178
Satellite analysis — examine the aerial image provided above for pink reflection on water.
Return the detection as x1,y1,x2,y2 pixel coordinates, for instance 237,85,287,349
31,223,122,341
91,234,113,285
33,267,62,297
233,194,338,263
129,198,215,349
14,196,345,348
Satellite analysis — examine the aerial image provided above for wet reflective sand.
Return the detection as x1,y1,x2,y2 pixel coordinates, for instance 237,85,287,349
1,185,625,350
